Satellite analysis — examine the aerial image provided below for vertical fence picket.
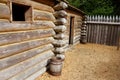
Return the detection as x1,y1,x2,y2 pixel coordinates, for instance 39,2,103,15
86,15,120,46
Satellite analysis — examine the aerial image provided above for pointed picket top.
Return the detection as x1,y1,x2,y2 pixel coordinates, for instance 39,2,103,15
92,15,95,21
89,15,92,21
106,15,109,22
95,15,98,21
87,15,89,21
101,15,104,22
103,15,106,22
115,15,119,22
109,15,112,22
97,15,100,21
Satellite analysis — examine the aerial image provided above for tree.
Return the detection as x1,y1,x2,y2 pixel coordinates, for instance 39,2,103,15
67,0,114,15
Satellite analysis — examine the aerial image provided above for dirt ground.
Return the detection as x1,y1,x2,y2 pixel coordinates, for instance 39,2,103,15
36,43,120,80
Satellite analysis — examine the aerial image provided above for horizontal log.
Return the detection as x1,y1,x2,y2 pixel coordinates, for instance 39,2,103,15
54,2,68,11
74,35,80,40
34,10,55,21
0,29,55,46
53,40,66,47
0,50,54,80
25,67,47,80
0,37,54,59
53,10,67,18
0,21,55,32
54,33,66,39
0,4,10,19
11,0,54,13
0,43,53,70
9,60,48,80
0,19,9,22
54,47,65,54
0,0,7,3
55,18,67,25
81,33,87,36
54,25,66,33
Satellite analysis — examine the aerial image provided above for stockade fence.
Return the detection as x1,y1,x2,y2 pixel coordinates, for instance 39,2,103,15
86,15,120,46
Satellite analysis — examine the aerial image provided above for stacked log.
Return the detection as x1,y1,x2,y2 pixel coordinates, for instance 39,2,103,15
81,16,87,44
53,1,68,60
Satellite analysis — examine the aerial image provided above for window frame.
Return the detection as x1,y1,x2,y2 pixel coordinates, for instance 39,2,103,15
8,0,33,23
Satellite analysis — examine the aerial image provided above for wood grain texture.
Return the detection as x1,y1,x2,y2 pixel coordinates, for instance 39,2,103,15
8,60,48,80
25,67,47,80
34,10,55,21
11,0,54,13
54,2,68,11
0,3,10,20
0,0,7,3
0,50,54,80
0,43,53,70
0,29,55,46
0,21,55,32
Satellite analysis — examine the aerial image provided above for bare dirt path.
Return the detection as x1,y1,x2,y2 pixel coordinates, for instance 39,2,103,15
36,44,120,80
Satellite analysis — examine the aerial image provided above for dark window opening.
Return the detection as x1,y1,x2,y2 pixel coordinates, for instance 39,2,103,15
12,3,32,21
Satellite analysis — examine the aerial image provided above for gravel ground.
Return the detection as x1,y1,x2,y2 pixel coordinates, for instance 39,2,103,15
36,43,120,80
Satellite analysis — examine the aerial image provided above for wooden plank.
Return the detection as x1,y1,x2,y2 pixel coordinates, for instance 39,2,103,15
0,44,53,70
0,21,55,32
25,67,47,80
0,37,54,59
11,0,54,13
0,50,54,80
0,3,10,20
34,10,55,21
8,60,48,80
0,0,7,3
0,29,55,46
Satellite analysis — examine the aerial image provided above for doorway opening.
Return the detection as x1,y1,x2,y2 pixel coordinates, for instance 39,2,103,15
69,16,75,45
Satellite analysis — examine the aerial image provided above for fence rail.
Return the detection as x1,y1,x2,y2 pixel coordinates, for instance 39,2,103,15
86,15,120,46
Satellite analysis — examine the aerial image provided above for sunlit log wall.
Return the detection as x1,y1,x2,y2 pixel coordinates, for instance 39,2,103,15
0,0,55,80
65,8,84,49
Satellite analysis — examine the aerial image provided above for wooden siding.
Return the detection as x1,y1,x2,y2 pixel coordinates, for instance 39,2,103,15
66,12,83,47
0,0,55,80
87,15,120,46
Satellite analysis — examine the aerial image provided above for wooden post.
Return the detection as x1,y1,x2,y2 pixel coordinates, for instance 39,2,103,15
53,1,68,60
81,15,87,44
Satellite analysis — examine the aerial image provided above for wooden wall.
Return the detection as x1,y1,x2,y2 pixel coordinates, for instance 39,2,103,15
0,0,55,80
65,11,83,48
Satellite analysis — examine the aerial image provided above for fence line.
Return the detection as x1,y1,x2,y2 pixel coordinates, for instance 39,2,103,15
86,15,120,46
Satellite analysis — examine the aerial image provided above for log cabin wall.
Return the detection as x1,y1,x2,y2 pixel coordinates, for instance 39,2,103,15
65,10,84,48
0,0,56,80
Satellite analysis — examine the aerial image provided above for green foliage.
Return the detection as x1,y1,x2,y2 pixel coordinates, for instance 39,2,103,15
67,0,117,15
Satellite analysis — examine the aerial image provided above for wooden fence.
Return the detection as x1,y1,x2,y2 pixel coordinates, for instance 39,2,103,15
86,15,120,46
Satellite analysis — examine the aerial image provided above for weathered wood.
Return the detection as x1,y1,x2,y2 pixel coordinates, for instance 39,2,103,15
0,37,54,59
54,25,66,33
11,0,54,13
34,10,55,21
0,44,53,70
0,50,54,80
53,10,67,18
25,67,47,80
8,60,48,80
0,0,7,3
55,18,67,25
54,47,65,54
0,29,55,46
54,2,68,11
0,21,55,32
87,15,120,46
0,3,10,19
54,33,66,39
53,40,66,47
